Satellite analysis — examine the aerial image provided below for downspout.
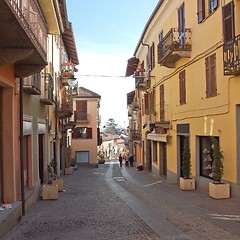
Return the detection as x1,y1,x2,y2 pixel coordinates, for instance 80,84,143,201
19,78,25,216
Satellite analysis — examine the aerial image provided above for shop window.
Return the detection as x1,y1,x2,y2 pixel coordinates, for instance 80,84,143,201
199,136,219,179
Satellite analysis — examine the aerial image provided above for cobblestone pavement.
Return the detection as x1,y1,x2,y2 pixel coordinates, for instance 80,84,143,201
3,160,240,240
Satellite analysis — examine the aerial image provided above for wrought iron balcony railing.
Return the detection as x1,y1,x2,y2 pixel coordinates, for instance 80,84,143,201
158,28,192,68
134,72,150,90
55,89,73,119
4,0,47,59
40,73,54,105
130,129,141,141
223,34,240,75
23,73,41,95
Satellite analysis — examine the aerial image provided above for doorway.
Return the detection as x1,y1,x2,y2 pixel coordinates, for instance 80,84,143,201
159,142,167,177
179,135,189,177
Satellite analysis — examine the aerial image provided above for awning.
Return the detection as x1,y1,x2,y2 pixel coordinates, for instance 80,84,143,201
125,57,140,77
147,133,168,142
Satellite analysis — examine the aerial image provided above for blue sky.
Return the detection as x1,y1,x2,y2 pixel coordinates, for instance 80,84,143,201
66,0,158,127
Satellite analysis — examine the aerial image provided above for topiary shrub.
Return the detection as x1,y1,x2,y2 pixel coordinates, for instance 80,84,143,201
181,142,191,179
211,137,224,183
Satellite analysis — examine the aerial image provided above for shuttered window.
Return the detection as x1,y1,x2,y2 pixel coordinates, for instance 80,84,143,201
197,0,205,23
206,53,217,98
150,89,155,114
160,85,164,121
222,1,235,43
72,127,92,139
76,100,87,120
144,93,149,115
179,70,186,105
209,0,218,13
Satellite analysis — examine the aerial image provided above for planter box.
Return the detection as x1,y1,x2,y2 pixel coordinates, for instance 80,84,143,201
209,182,230,199
65,167,73,175
180,177,195,191
42,184,58,200
52,179,64,192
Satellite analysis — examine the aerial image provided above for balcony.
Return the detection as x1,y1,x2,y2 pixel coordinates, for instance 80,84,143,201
134,72,150,91
74,111,88,123
223,34,240,76
158,28,192,68
55,90,73,119
0,0,48,77
130,130,141,142
23,73,41,95
61,62,78,87
40,73,54,105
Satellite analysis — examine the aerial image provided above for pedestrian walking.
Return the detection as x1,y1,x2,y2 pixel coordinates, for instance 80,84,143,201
129,155,134,167
118,154,123,167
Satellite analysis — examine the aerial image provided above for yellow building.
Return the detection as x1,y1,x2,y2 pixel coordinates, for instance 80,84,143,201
126,0,240,196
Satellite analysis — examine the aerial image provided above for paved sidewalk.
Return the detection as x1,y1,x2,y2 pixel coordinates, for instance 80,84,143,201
3,160,240,240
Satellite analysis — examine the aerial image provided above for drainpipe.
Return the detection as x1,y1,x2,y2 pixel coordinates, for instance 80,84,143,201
19,77,25,216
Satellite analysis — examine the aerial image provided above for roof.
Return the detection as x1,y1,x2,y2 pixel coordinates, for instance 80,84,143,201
125,57,140,77
62,22,79,65
74,87,101,99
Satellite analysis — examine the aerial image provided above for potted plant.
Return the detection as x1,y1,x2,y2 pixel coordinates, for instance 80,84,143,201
42,163,58,200
209,137,230,199
51,159,64,192
180,142,195,190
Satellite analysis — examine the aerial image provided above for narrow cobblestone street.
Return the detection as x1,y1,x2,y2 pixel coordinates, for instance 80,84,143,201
3,160,240,240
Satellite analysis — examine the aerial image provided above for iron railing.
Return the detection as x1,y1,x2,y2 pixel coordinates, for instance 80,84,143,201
158,28,192,63
223,34,240,75
6,0,47,59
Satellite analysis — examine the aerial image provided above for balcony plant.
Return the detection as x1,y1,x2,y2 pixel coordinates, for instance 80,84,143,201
209,137,230,199
180,142,195,191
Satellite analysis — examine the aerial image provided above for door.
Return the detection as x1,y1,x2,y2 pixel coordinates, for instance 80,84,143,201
76,151,89,164
178,2,185,48
159,142,167,177
38,134,44,184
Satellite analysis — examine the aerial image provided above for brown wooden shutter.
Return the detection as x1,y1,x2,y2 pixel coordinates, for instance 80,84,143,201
72,128,77,139
87,128,92,139
160,85,164,121
222,1,235,42
144,93,149,115
210,54,217,96
152,43,155,69
206,57,210,97
179,70,186,105
197,0,205,23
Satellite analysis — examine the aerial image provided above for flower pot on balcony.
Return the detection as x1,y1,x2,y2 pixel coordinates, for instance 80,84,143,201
52,179,64,192
42,184,58,200
209,182,230,199
180,177,195,191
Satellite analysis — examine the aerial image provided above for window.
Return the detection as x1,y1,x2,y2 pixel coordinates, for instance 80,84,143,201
179,70,186,105
144,93,149,115
150,89,155,114
76,100,87,121
197,0,218,23
72,127,92,139
160,84,164,121
222,1,235,43
205,53,217,98
199,136,219,179
209,0,218,14
147,43,155,71
197,0,205,23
